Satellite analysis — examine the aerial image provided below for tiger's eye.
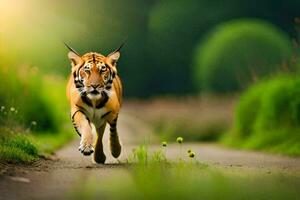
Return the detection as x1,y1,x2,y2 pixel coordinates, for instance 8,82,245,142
101,65,107,71
84,65,90,71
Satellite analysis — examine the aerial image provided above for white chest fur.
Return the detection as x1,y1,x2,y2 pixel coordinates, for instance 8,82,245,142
82,105,108,128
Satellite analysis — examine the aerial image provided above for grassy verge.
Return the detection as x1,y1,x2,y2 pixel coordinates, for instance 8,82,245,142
0,65,74,164
0,129,74,164
0,129,38,163
69,141,300,200
70,165,300,200
29,131,74,155
222,75,300,156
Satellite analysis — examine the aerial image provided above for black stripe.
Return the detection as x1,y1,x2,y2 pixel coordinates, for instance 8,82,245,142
81,94,93,107
74,63,84,88
71,110,85,120
73,125,81,137
71,109,90,123
96,91,109,109
75,104,86,112
92,54,96,63
110,129,117,136
101,111,112,119
75,82,83,88
110,127,117,132
76,64,84,79
71,110,86,137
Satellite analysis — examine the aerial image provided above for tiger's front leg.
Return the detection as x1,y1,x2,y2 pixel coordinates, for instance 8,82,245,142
72,111,94,156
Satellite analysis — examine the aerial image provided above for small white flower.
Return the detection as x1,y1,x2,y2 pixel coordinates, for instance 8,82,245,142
1,106,5,111
31,121,37,126
10,107,16,112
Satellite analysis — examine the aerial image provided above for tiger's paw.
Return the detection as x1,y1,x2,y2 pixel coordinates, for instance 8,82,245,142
94,153,106,164
78,143,94,156
110,140,121,158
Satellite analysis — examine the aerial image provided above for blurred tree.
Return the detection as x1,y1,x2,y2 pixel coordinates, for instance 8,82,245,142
147,0,300,96
1,0,299,97
193,19,292,92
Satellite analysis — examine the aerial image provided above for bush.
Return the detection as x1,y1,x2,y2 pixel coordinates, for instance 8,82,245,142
224,75,300,156
0,65,66,131
193,19,293,93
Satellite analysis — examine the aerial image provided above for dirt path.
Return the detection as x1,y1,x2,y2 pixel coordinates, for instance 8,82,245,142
0,111,300,200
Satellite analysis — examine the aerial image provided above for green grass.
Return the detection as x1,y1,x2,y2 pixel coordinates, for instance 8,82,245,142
0,65,74,164
0,129,38,163
69,142,300,200
30,130,74,155
126,144,168,165
0,128,74,164
223,75,300,156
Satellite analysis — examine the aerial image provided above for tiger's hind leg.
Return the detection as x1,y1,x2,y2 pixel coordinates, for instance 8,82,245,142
94,124,107,164
109,117,121,158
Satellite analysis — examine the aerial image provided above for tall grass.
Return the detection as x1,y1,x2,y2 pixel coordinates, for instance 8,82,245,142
223,75,300,156
0,65,56,131
0,64,73,163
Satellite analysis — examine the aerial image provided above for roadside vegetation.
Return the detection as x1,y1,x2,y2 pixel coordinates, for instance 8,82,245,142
69,137,300,200
0,65,73,164
223,75,300,156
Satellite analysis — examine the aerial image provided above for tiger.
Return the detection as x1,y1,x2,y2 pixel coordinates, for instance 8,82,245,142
65,43,123,164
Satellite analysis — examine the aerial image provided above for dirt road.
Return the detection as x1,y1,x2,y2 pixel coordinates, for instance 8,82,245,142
0,111,300,200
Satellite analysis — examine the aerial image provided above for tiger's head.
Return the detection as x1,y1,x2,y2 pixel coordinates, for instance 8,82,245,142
66,44,122,100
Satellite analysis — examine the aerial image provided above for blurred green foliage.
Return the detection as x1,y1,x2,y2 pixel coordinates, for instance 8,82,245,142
153,119,227,142
1,0,299,97
147,0,299,96
0,66,56,131
70,161,300,200
193,19,292,92
224,75,300,156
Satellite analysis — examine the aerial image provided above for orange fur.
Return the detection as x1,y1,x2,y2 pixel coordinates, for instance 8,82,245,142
66,49,123,164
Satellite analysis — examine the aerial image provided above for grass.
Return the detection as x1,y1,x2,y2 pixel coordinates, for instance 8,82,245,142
30,130,74,155
0,129,38,163
69,139,300,200
70,166,300,200
0,65,74,164
223,75,300,156
0,128,75,164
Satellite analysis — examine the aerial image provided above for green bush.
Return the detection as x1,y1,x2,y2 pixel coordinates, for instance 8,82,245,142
193,19,292,93
0,65,65,131
225,76,300,156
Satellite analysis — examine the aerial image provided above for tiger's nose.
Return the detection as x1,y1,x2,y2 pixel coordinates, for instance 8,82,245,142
91,84,100,89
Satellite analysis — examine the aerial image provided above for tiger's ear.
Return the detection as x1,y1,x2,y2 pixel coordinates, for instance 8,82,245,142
68,51,82,67
107,42,125,66
64,43,82,67
107,51,120,66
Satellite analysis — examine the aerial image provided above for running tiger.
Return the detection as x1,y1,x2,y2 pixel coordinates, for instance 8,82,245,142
65,43,123,164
